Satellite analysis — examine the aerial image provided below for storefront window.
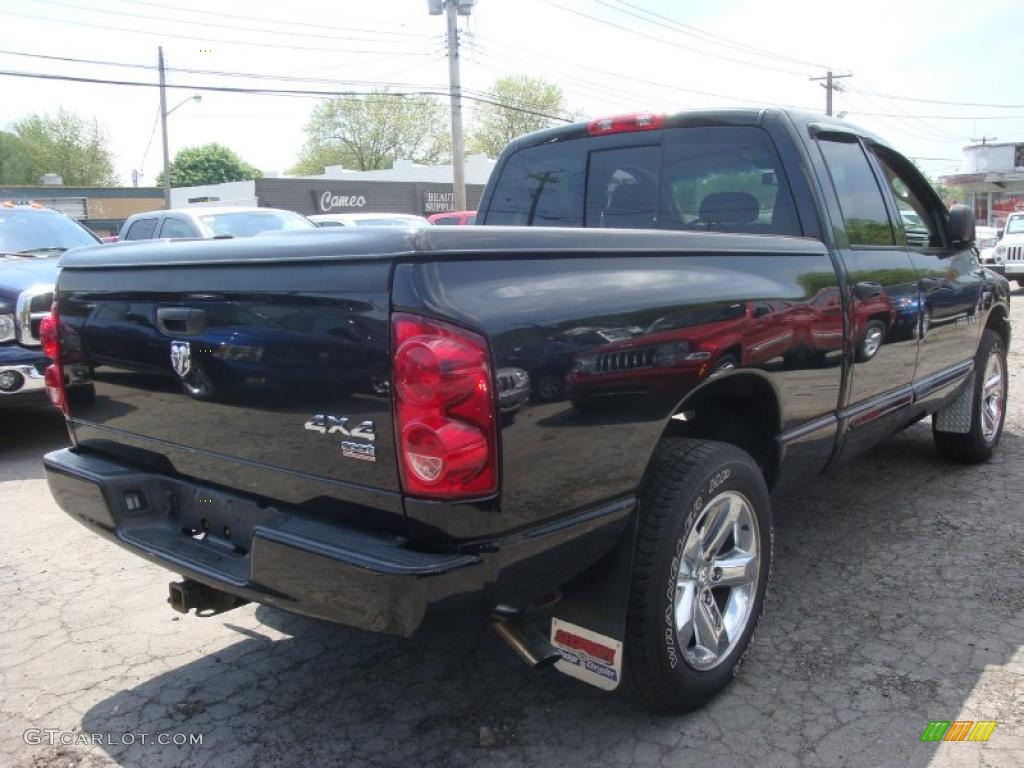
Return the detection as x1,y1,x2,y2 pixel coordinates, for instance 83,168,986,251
991,193,1024,229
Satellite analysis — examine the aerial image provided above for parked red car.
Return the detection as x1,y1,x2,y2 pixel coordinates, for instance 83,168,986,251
427,210,476,225
788,286,892,362
566,300,796,407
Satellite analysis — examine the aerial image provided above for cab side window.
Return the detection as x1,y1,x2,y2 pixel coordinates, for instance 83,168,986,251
818,138,895,246
871,149,943,249
159,217,195,239
124,217,158,240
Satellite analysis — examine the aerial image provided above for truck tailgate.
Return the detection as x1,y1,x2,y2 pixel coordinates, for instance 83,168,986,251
57,236,402,525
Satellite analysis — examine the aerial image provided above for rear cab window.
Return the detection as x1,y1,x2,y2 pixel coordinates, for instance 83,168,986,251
484,125,802,237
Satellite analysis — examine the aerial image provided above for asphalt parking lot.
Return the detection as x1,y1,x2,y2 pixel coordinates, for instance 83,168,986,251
2,298,1022,768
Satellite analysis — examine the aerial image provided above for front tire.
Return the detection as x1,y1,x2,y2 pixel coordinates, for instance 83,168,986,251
933,329,1007,462
625,439,773,713
856,320,886,362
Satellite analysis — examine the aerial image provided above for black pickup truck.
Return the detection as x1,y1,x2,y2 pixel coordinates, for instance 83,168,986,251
43,109,1010,713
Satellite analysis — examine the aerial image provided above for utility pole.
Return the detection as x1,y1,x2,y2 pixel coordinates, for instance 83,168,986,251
445,2,466,212
809,70,852,117
158,46,171,209
430,0,471,212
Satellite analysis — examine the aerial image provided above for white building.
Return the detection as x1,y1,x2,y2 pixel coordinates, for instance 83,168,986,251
170,155,496,217
941,142,1024,228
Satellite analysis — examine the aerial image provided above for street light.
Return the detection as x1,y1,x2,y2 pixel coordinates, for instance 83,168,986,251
167,93,202,117
160,91,202,208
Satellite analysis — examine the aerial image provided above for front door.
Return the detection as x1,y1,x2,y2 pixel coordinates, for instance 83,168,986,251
868,146,984,404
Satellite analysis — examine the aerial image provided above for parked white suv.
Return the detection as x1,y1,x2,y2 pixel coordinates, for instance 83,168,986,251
994,212,1024,286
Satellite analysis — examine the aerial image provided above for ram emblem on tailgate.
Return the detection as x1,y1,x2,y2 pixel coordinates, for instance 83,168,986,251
170,341,191,378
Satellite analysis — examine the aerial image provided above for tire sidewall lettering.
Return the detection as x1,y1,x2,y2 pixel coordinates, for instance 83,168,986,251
663,466,734,669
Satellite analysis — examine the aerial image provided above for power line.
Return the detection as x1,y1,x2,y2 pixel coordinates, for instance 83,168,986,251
599,0,828,70
841,111,1024,120
0,68,575,123
468,37,815,110
115,0,429,38
0,48,542,116
3,9,437,57
844,87,965,142
540,0,813,77
845,87,1024,110
839,92,966,144
853,79,966,141
138,104,161,170
30,0,436,46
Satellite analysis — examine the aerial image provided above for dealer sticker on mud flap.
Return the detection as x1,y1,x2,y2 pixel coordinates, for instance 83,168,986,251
550,618,623,691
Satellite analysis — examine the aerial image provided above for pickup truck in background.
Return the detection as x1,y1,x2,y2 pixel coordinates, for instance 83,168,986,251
0,202,99,407
43,109,1010,713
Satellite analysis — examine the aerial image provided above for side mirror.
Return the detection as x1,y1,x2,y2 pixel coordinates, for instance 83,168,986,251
947,204,975,247
997,229,1004,240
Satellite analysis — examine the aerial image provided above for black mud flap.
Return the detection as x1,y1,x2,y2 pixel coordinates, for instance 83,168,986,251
548,513,638,691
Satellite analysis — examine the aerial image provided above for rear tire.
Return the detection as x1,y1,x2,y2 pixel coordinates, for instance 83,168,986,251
624,439,772,713
933,329,1007,462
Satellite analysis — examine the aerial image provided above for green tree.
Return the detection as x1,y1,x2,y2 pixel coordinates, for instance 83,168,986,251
3,109,116,185
467,76,575,158
290,91,449,174
157,143,261,187
0,131,31,184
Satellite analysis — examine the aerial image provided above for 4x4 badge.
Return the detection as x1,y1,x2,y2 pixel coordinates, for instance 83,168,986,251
170,341,191,378
304,414,376,442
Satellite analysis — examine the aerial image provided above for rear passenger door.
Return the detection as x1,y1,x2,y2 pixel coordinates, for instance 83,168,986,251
815,135,920,450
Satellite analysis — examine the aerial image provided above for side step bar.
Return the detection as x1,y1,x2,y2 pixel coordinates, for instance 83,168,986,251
168,579,249,617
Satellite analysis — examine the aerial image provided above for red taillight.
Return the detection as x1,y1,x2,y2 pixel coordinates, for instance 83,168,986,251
586,112,665,136
392,313,497,499
44,365,64,410
39,305,66,413
39,310,59,360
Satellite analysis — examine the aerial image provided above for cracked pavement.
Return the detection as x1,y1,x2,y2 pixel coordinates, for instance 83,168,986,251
2,298,1022,768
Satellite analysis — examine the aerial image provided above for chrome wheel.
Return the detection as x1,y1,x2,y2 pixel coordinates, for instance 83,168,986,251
981,350,1005,443
673,491,760,671
862,324,883,359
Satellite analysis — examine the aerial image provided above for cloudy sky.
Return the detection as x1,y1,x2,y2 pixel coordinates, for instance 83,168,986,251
1,0,1022,185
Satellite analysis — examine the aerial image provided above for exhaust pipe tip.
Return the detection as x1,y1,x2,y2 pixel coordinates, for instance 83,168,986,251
493,614,561,669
